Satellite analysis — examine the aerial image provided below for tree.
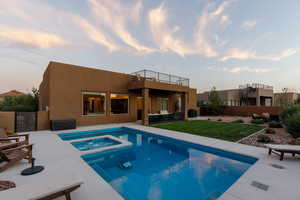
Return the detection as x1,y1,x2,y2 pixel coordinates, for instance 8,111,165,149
208,87,223,106
0,88,39,112
207,87,224,115
275,88,289,108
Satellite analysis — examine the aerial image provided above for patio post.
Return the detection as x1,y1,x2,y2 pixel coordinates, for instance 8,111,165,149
142,88,149,125
256,96,261,106
183,92,188,120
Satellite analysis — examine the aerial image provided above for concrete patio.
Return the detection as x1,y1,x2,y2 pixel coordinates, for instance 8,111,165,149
0,123,299,200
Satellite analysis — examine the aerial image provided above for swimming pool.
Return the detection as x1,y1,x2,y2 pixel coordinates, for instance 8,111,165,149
59,127,257,200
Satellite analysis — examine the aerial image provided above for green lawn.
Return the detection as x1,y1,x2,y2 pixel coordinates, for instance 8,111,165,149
151,120,264,142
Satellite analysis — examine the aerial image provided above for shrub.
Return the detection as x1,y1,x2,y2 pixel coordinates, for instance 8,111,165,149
268,121,283,128
232,119,244,123
285,112,300,138
0,88,39,112
251,119,264,124
265,128,276,134
280,105,300,124
257,135,272,143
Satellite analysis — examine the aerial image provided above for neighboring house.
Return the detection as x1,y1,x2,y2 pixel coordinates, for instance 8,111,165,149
274,92,300,106
197,83,274,106
0,90,25,101
39,62,197,126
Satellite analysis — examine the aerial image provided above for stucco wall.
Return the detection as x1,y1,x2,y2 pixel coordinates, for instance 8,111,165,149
0,112,15,133
37,111,49,130
223,106,281,116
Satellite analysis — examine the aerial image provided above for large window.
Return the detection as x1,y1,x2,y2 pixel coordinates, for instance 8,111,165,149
111,94,129,114
82,92,106,115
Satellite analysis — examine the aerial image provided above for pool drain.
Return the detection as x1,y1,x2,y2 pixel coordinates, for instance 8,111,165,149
251,181,269,191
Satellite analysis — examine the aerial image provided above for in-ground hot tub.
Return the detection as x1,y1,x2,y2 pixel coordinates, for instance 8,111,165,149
68,135,132,155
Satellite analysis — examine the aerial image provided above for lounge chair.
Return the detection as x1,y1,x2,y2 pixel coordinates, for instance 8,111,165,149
0,142,23,151
0,144,33,172
0,128,29,146
0,173,83,200
266,144,300,160
0,180,16,191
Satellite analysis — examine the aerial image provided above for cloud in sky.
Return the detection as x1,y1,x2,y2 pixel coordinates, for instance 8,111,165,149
148,3,194,57
87,0,153,54
0,0,297,62
209,66,275,73
221,48,297,61
0,26,68,49
72,15,119,52
194,0,234,57
242,20,257,30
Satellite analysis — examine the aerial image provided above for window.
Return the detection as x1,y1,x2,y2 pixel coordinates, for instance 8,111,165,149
82,92,106,115
111,94,129,114
158,97,169,113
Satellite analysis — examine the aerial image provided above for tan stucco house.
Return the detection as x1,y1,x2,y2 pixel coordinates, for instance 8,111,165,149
197,83,274,106
39,62,197,126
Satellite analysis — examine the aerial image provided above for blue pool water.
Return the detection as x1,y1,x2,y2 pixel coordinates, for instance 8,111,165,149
59,127,256,200
71,138,121,151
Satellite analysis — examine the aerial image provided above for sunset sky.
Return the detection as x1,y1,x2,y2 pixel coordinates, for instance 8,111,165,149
0,0,299,93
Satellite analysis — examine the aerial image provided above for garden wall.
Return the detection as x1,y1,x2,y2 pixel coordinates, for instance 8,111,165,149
0,112,15,133
223,106,282,116
0,111,50,133
37,111,49,130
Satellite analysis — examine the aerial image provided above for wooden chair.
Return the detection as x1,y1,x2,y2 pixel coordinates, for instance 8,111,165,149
0,128,29,146
0,180,16,191
0,173,83,200
0,144,33,172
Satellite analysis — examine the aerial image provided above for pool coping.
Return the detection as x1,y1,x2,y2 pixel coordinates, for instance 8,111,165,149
67,135,132,156
1,123,299,200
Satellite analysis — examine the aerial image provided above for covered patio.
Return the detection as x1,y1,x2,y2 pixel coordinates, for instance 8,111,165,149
129,70,192,125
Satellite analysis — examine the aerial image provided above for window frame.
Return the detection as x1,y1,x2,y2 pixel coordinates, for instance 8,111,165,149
110,93,130,115
81,91,106,116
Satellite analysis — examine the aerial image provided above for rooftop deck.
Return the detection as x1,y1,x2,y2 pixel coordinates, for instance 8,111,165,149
239,83,274,90
131,70,190,87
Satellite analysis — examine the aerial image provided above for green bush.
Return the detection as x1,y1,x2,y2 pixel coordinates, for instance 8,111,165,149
0,91,38,112
280,105,300,124
251,119,264,124
285,112,300,138
232,119,244,123
268,121,283,128
257,135,272,143
265,128,276,134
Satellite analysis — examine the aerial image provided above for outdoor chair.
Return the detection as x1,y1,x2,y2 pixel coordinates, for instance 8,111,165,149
0,142,24,151
0,144,33,173
0,180,16,191
0,128,29,146
266,144,300,160
0,173,83,200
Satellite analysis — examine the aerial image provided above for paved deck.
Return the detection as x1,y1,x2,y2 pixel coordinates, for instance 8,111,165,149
0,123,300,200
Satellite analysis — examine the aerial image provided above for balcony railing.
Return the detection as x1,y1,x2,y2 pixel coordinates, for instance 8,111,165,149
131,70,190,87
239,83,273,90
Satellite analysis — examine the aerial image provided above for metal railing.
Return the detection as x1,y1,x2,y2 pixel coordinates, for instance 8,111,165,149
131,70,190,87
239,83,273,90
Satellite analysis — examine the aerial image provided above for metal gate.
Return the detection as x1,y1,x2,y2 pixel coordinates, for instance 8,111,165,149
15,112,37,132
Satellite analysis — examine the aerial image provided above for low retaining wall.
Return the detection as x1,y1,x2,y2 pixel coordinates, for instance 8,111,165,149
223,106,282,116
0,112,15,133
